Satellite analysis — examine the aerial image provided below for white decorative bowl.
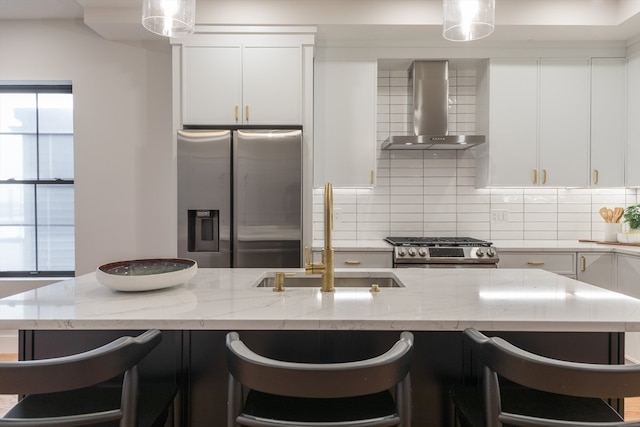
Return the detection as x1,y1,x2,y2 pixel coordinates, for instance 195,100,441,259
96,258,197,292
617,232,640,244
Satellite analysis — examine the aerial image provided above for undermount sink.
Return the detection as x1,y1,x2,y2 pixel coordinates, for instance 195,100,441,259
254,272,405,288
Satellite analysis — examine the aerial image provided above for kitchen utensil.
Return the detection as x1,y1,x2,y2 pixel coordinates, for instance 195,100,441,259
613,207,625,223
599,207,610,222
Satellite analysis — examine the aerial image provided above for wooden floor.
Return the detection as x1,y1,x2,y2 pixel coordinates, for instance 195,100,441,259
0,353,639,421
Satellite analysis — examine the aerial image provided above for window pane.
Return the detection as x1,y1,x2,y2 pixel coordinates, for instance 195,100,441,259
0,93,37,133
37,184,74,272
39,134,74,179
0,225,36,271
38,93,73,134
0,183,36,224
0,134,38,180
0,184,37,271
37,184,74,225
37,225,74,271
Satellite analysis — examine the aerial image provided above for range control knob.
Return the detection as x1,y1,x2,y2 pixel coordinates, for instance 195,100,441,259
418,248,427,257
407,247,417,257
397,248,407,257
476,248,485,257
486,247,497,258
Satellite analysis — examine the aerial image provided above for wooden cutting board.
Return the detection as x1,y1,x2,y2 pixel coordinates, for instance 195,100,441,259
578,239,640,247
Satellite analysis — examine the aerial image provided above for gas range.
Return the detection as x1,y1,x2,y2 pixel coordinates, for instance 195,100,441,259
384,236,499,268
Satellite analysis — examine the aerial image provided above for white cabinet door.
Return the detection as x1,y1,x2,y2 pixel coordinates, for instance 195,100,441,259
182,45,242,125
539,59,590,187
497,251,577,277
242,46,302,125
627,54,640,186
576,252,616,291
617,254,640,299
481,59,590,188
182,45,302,126
486,59,539,186
617,254,640,363
314,60,377,187
590,58,625,187
313,250,392,268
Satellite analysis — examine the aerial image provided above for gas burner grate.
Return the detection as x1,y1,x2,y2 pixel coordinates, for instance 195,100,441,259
384,236,493,247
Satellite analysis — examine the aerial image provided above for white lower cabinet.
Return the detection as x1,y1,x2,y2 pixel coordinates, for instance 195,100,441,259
312,250,392,268
617,254,640,363
497,251,577,278
576,252,616,291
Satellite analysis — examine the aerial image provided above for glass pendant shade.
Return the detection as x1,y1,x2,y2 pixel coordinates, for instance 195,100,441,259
142,0,196,37
443,0,495,42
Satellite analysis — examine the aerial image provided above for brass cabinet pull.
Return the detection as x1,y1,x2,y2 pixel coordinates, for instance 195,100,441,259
235,105,239,122
527,261,545,266
344,260,361,265
370,170,375,185
581,256,586,272
533,169,538,184
542,169,547,185
593,169,599,185
245,105,249,122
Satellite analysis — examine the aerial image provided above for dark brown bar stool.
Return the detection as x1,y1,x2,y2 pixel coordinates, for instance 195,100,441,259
450,328,640,427
0,329,177,427
226,331,414,427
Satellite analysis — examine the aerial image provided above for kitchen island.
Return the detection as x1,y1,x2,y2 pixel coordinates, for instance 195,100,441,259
2,268,640,426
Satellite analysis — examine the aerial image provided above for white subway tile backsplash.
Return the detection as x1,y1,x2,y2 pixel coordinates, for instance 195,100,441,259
312,66,638,243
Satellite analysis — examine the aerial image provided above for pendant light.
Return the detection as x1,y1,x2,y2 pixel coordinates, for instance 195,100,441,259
442,0,495,42
142,0,196,37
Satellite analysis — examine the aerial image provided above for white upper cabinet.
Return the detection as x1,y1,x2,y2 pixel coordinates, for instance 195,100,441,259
627,53,640,187
482,59,539,187
241,46,302,125
479,58,593,187
590,58,626,187
313,60,377,187
182,44,302,126
182,45,242,125
539,58,590,187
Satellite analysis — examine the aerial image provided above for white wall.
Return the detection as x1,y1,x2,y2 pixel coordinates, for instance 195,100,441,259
0,20,175,278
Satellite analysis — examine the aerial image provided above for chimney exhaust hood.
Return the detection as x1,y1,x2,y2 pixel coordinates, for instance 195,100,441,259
381,61,485,150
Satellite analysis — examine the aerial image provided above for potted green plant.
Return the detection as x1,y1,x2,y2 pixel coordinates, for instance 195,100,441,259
624,204,640,231
620,204,640,243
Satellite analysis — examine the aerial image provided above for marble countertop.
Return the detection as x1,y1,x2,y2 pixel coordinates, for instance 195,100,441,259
1,267,639,333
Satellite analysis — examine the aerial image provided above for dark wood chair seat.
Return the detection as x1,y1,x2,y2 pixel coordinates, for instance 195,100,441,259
226,331,414,427
450,328,640,427
0,330,177,427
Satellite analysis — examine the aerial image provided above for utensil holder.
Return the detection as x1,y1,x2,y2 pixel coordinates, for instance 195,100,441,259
603,222,621,242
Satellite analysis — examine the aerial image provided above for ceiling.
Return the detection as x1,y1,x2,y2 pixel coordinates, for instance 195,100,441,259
1,0,639,44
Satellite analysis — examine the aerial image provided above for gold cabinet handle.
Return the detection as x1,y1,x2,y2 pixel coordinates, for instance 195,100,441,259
344,260,361,265
593,169,599,185
580,256,586,272
542,169,547,185
245,105,249,122
527,261,545,266
235,105,239,122
370,170,375,185
533,169,538,184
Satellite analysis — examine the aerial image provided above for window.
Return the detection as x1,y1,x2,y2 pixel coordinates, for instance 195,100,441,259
0,84,75,277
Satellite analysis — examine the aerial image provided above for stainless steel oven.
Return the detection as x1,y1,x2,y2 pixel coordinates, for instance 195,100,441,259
384,237,499,268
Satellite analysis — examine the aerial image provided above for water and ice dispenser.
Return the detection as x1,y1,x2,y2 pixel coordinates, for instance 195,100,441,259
187,210,219,252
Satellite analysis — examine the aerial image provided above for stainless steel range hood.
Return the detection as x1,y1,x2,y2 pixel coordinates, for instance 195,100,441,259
381,61,485,150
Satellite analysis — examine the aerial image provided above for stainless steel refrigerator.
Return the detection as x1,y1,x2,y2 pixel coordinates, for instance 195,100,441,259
177,129,302,268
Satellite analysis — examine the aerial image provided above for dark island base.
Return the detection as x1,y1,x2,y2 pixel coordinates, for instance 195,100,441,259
20,329,624,427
